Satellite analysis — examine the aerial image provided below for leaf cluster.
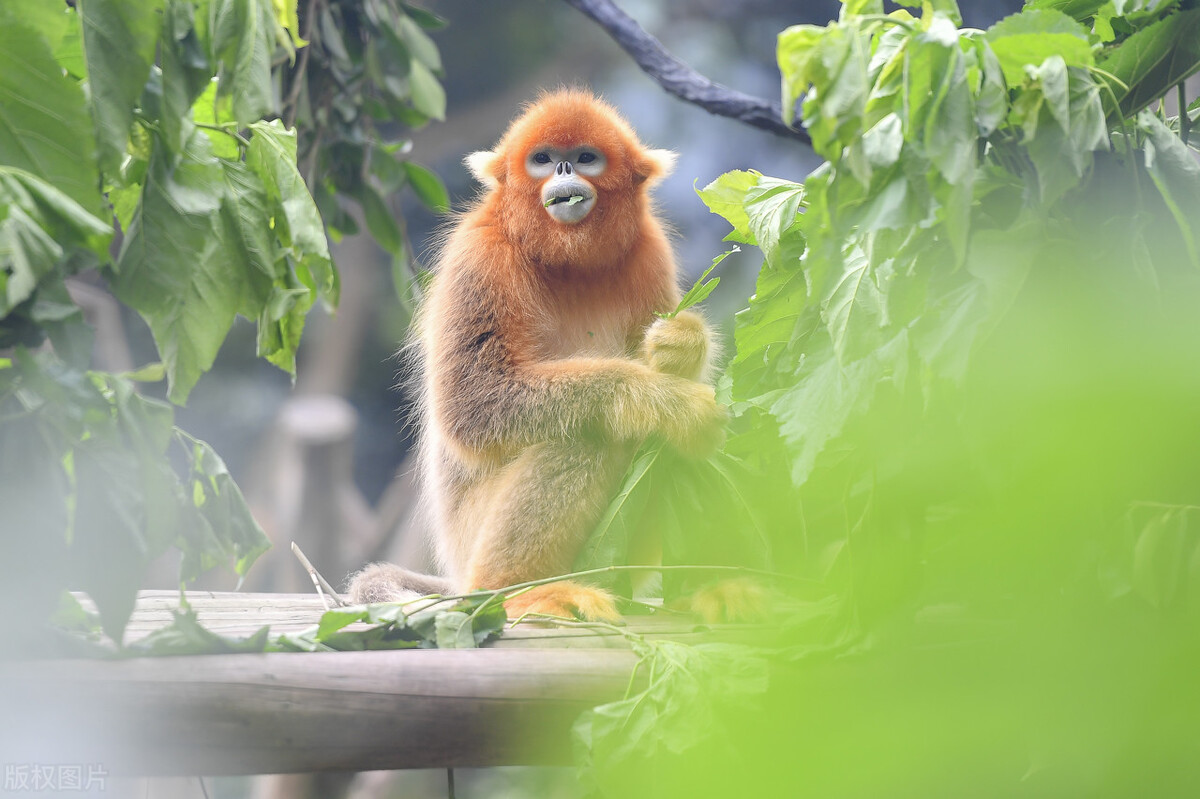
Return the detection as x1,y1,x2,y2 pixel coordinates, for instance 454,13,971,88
283,0,451,261
0,0,450,650
1,351,269,646
118,591,507,656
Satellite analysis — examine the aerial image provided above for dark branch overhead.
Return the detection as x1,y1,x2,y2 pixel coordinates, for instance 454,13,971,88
562,0,812,145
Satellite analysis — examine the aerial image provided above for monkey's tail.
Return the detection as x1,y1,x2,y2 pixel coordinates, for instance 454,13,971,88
346,562,456,604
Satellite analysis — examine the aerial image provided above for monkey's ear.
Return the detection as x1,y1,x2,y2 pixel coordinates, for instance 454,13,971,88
464,150,504,188
634,149,678,185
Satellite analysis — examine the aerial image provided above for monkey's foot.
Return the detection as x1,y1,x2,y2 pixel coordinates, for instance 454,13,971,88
347,562,454,604
504,581,621,623
678,577,769,624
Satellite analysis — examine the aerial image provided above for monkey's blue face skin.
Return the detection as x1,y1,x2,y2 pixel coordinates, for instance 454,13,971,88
528,146,605,224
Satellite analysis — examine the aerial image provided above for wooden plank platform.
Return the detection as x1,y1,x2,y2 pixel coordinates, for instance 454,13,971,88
0,590,750,776
107,590,755,649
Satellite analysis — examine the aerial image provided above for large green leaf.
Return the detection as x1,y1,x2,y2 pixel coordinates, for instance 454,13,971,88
78,0,162,172
112,133,244,404
0,18,101,213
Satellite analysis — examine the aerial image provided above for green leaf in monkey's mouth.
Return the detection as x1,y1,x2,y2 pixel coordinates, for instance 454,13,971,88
544,195,587,207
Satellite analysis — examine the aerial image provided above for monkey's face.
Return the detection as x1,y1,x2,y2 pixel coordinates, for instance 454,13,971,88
526,145,606,225
463,90,676,268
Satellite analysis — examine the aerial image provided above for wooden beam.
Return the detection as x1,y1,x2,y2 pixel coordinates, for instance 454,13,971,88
0,648,637,776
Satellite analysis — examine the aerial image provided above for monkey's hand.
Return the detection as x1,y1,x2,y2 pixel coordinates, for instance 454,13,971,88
642,310,712,381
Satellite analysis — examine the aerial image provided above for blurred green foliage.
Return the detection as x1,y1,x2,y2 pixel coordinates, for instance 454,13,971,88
572,0,1200,795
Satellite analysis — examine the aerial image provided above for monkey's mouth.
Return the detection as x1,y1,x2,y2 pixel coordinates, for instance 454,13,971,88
541,186,596,224
543,194,587,207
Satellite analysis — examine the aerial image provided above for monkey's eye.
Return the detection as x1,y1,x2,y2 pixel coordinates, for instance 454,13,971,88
578,152,597,164
533,152,552,164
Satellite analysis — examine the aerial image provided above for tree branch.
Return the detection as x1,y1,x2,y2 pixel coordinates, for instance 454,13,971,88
561,0,810,145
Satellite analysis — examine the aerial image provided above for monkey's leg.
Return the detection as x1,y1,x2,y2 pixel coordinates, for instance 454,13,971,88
462,439,633,621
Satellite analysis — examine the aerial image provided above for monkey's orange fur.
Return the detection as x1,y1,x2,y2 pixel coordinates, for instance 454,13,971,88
349,90,723,620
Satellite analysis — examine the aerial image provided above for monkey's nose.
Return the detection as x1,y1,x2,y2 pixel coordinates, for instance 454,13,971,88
556,161,574,176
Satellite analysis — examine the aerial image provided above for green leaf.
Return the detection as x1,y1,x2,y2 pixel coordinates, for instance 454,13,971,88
360,183,404,255
409,59,446,121
192,79,240,159
971,39,1009,136
696,170,761,244
159,0,217,155
127,608,270,655
1026,0,1109,20
0,168,111,315
177,430,271,582
112,133,240,404
0,205,63,316
0,2,71,49
986,9,1095,86
246,121,337,304
78,0,163,172
669,247,739,318
574,444,662,588
211,0,275,126
744,179,807,264
1096,8,1200,119
121,362,166,383
0,19,102,214
53,7,88,79
861,113,903,168
403,161,450,213
906,25,976,183
777,24,828,125
771,331,910,485
1138,110,1200,266
434,611,478,648
273,0,307,51
821,245,887,365
32,278,94,370
403,4,448,30
574,641,770,795
316,606,370,638
398,13,441,72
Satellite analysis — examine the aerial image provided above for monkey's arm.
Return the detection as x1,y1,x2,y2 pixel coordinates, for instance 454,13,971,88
437,348,722,456
432,327,723,457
